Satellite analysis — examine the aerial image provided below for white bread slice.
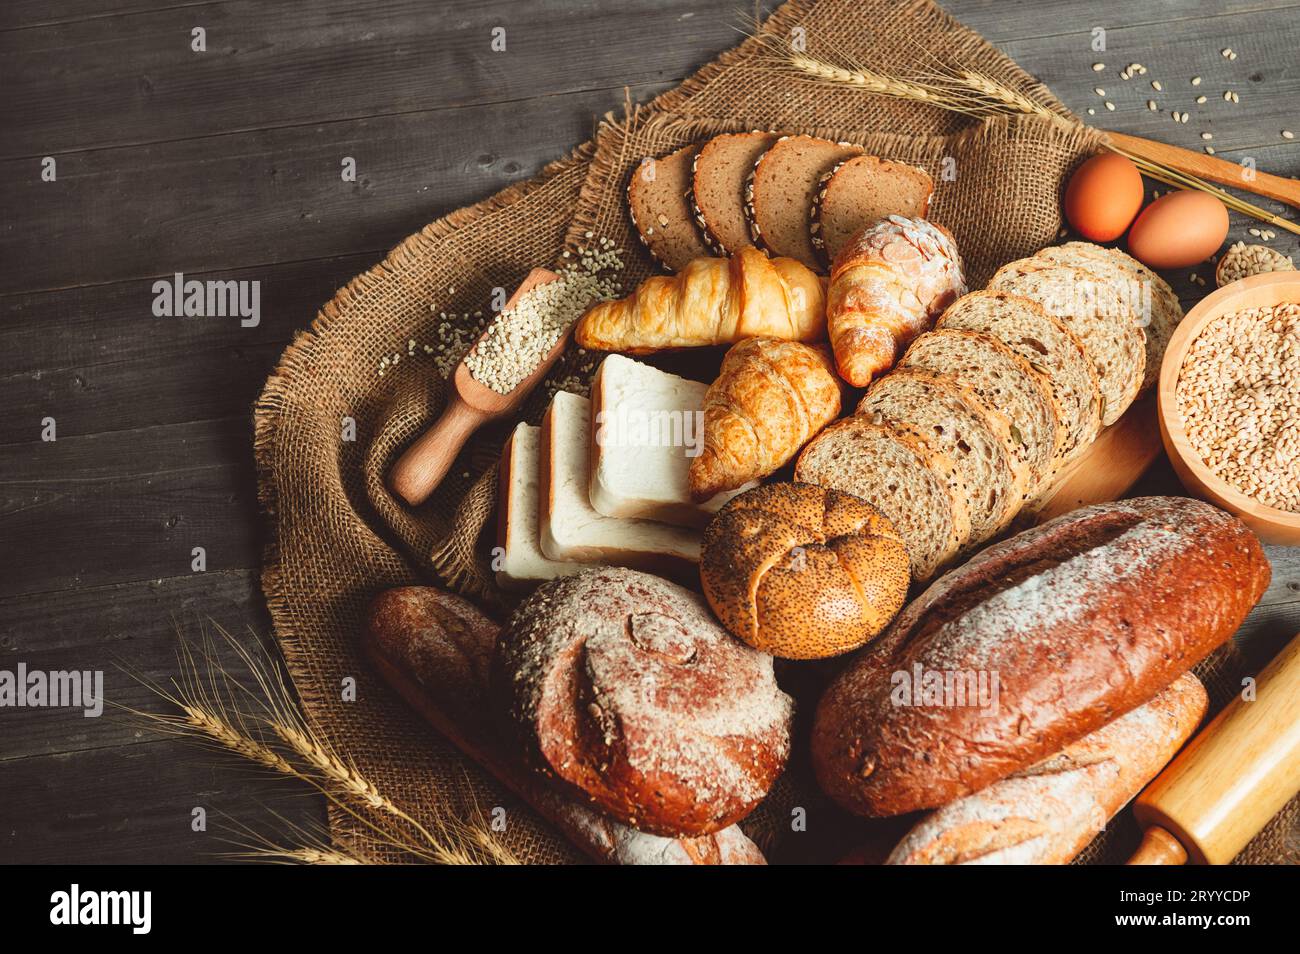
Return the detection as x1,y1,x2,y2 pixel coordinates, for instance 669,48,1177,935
589,354,750,527
795,418,970,580
899,328,1065,498
540,391,700,577
495,423,585,589
858,368,1030,544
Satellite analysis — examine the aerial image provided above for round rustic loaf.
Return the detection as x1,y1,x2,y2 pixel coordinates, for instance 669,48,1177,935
493,567,793,837
701,483,911,659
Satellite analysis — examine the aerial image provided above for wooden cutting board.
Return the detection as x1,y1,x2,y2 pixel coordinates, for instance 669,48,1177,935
1022,392,1163,525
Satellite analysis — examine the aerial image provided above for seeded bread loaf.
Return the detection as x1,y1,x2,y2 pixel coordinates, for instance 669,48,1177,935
810,155,934,267
627,145,712,272
858,367,1030,543
746,135,863,270
937,290,1102,465
690,131,778,255
812,496,1270,818
988,262,1145,425
884,673,1207,865
364,586,767,864
1027,242,1184,392
493,567,794,837
899,328,1065,495
700,483,910,659
795,418,971,580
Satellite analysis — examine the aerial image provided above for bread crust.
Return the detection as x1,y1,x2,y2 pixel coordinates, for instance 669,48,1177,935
811,496,1269,817
494,567,793,837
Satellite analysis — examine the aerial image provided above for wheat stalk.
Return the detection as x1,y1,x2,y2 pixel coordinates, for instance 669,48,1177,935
119,621,519,866
764,39,1298,234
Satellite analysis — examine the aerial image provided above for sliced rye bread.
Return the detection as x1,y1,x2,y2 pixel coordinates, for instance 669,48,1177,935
1027,242,1184,393
899,328,1064,498
690,131,779,255
745,135,863,271
857,367,1030,544
810,155,934,267
626,144,712,272
938,290,1103,471
987,262,1145,426
795,418,970,580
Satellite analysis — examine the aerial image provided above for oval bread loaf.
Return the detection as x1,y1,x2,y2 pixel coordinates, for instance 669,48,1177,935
494,567,793,837
701,483,910,659
811,496,1269,818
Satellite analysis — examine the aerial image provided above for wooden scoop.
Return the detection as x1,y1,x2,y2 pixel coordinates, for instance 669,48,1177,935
388,268,563,507
1127,632,1300,864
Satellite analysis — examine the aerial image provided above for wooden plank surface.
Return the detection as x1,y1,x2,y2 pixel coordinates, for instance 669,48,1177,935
2,0,1298,864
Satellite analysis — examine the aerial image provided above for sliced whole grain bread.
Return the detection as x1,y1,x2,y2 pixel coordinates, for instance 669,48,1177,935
857,367,1030,543
899,328,1064,497
1027,242,1184,392
938,290,1102,470
987,262,1145,426
690,131,779,255
795,418,970,580
810,155,934,267
746,135,863,271
627,144,712,272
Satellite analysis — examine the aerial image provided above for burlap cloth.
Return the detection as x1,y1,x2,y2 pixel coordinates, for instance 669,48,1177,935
253,0,1297,864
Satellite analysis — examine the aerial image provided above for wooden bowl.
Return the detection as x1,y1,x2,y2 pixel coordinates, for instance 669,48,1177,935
1158,271,1300,544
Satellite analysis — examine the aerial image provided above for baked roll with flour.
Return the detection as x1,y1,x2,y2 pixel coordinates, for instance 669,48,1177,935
494,567,793,837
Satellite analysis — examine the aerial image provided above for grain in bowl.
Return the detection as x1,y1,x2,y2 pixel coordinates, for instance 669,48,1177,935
1175,301,1300,513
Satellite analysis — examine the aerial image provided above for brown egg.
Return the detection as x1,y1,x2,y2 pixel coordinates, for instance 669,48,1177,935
1127,190,1229,269
1064,152,1145,241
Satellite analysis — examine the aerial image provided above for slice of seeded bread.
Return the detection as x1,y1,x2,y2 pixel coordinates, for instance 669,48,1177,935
1027,242,1184,393
857,367,1030,543
627,144,712,272
690,131,779,255
745,135,863,270
899,328,1064,498
987,262,1145,426
938,290,1102,470
795,418,970,580
810,155,934,267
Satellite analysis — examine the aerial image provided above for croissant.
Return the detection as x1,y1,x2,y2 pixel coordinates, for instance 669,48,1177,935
575,246,826,353
827,215,966,387
690,338,842,501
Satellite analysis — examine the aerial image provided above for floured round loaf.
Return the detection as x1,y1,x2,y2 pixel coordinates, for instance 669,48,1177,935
701,483,910,660
811,496,1270,818
494,567,793,837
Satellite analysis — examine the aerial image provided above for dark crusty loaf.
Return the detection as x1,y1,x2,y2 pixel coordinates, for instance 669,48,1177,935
746,134,862,270
493,567,793,837
811,497,1269,818
627,144,712,272
810,155,933,267
690,131,778,255
884,673,1207,864
365,586,767,864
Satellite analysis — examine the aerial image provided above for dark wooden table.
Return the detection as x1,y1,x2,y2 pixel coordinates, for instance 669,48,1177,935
3,0,1298,863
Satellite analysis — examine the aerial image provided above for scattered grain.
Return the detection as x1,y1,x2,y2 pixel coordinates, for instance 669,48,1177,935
1092,62,1106,72
1284,130,1296,140
1104,101,1116,111
1191,76,1202,86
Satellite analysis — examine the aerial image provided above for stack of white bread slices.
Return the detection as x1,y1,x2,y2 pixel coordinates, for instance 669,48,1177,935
797,243,1183,581
496,354,752,588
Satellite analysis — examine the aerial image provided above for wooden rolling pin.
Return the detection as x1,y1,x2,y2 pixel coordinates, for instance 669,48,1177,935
1128,632,1300,864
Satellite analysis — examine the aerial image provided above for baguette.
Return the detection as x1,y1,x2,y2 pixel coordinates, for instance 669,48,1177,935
812,496,1269,817
364,586,767,864
884,673,1207,864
